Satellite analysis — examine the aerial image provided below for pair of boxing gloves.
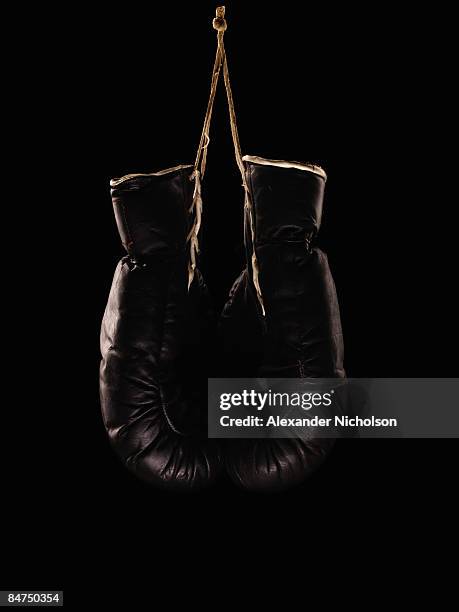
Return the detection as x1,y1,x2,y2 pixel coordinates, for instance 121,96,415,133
99,155,345,492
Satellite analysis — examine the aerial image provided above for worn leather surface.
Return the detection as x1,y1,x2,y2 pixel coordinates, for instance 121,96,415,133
221,160,345,491
100,161,345,492
100,168,221,490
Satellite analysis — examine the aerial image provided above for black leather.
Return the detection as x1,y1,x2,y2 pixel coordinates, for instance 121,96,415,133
100,168,221,490
100,161,345,492
221,160,345,491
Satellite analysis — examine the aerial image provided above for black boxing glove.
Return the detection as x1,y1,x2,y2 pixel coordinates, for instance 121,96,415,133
100,165,221,491
221,156,345,491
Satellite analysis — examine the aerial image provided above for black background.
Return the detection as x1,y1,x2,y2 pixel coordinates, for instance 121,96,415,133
3,1,458,602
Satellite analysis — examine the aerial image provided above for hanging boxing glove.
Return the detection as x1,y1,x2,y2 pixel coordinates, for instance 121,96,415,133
100,165,221,490
99,7,230,491
221,156,345,491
